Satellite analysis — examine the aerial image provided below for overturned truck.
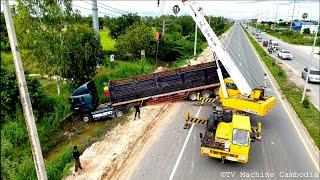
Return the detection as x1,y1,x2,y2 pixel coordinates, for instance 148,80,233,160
69,61,229,122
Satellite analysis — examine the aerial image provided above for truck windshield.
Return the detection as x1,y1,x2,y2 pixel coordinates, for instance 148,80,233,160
232,129,249,146
272,43,279,46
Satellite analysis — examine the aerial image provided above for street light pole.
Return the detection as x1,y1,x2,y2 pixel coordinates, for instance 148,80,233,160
2,0,47,179
290,0,296,31
301,20,319,103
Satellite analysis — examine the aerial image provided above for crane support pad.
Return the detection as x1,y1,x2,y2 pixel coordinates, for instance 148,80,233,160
197,93,216,103
184,112,207,125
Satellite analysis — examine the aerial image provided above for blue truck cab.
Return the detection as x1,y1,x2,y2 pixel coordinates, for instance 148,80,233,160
68,81,115,122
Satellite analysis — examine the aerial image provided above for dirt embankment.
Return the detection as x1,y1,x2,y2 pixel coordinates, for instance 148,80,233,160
63,26,233,180
64,104,170,180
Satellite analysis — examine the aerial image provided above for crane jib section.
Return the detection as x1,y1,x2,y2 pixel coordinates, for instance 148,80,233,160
182,0,253,97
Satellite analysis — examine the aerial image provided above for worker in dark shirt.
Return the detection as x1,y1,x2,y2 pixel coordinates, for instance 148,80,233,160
73,146,82,173
134,101,142,120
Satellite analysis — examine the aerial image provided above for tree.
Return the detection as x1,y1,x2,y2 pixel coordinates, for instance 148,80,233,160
0,67,45,119
0,12,10,51
302,13,308,21
303,28,310,34
108,13,141,39
116,22,155,59
61,24,101,86
14,0,102,89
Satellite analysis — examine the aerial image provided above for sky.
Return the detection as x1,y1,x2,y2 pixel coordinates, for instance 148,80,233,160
71,0,320,21
2,0,319,21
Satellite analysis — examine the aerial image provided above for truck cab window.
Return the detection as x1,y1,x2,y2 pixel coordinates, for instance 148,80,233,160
226,82,238,90
232,129,249,146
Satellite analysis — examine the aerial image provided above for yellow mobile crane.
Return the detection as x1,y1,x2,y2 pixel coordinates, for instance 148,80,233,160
181,0,276,163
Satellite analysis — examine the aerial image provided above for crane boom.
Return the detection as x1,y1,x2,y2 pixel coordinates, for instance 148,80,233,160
182,0,253,97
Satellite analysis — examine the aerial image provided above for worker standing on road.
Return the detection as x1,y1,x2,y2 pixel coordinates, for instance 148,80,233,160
262,73,267,88
73,146,82,174
134,101,142,120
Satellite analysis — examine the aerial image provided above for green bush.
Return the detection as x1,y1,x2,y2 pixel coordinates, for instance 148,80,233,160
0,66,45,119
302,99,310,109
303,28,311,34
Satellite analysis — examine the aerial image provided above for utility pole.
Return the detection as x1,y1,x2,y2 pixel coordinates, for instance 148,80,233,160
2,1,47,180
290,0,296,31
194,23,197,56
92,0,99,39
301,20,319,103
162,20,165,36
274,3,279,25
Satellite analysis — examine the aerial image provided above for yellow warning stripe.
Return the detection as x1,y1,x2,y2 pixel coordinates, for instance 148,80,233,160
196,93,215,103
184,112,207,125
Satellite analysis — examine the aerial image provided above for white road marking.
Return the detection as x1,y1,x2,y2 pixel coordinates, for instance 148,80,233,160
225,26,235,49
245,27,320,172
168,106,202,180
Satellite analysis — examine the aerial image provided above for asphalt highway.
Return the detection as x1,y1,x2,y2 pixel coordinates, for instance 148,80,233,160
249,26,320,109
130,24,319,180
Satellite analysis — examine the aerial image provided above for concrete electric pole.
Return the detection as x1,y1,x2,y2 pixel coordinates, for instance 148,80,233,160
290,0,296,31
2,0,48,179
162,20,166,36
92,0,99,38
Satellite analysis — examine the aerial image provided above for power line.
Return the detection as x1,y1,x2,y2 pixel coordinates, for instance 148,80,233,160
97,2,131,14
72,4,115,17
79,0,128,15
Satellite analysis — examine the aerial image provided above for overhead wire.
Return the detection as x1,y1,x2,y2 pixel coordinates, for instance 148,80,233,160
79,0,128,16
72,4,115,17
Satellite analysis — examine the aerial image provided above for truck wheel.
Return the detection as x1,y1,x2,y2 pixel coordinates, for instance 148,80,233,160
114,109,123,118
188,92,198,101
82,114,92,123
201,90,212,98
125,104,134,113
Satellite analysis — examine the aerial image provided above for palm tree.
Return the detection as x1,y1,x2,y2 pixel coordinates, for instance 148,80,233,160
302,13,308,21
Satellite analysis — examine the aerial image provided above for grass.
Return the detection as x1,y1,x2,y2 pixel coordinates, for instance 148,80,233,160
244,26,320,149
254,24,319,46
99,29,116,51
45,114,131,178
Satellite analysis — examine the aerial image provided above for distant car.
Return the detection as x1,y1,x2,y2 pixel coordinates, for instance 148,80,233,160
278,49,293,60
302,67,320,83
263,41,268,47
258,37,262,42
270,41,279,51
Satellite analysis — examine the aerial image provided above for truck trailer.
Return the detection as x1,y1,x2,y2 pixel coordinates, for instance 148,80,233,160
69,61,229,122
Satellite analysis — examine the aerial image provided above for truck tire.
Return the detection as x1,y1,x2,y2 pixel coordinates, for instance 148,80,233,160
207,114,216,132
201,90,212,98
188,92,198,101
82,114,92,123
125,104,134,113
114,109,123,118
